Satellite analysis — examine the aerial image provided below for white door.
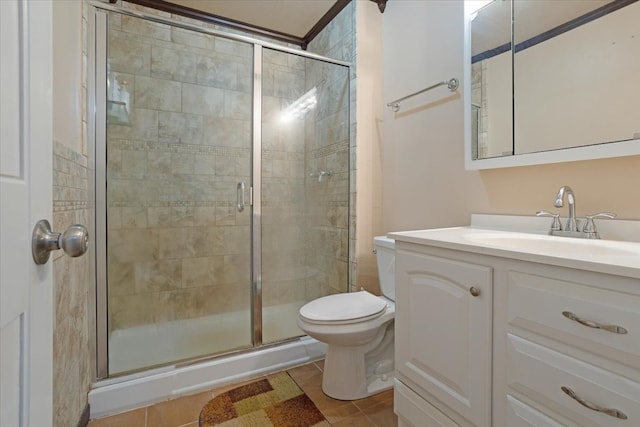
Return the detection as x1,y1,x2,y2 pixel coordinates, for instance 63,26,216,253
1,1,53,426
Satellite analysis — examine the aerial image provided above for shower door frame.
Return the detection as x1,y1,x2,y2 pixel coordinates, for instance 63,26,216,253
88,1,351,380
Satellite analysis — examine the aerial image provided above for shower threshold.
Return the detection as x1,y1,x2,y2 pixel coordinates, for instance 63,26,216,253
90,334,324,418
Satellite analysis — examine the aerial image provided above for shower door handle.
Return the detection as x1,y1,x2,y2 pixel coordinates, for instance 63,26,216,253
237,182,245,212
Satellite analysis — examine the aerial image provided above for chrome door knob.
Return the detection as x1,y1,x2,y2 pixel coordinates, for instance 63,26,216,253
469,286,481,297
32,220,89,265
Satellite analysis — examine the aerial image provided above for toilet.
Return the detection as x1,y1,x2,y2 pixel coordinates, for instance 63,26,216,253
297,236,395,400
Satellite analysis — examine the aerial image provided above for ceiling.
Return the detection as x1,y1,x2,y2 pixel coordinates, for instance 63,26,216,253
165,0,338,38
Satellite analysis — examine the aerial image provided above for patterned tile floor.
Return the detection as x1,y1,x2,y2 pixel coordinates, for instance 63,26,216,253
88,360,397,427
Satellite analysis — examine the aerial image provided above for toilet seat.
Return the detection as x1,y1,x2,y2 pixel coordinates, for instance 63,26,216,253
299,291,387,325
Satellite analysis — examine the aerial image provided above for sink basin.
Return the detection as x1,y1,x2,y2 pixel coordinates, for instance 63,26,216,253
463,232,640,257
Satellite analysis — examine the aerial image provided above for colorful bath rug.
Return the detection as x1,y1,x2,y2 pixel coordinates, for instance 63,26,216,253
199,372,330,427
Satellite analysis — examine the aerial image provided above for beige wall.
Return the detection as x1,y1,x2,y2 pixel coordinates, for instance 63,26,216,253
354,1,384,294
381,0,640,237
53,0,83,152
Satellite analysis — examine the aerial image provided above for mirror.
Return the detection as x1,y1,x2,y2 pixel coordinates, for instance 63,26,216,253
464,0,640,169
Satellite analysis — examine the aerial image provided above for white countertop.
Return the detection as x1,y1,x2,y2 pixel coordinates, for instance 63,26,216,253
388,221,640,280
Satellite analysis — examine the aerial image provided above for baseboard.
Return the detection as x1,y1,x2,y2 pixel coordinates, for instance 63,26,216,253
76,404,90,427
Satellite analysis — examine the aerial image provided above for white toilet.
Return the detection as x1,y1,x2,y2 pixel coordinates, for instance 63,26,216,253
297,236,395,400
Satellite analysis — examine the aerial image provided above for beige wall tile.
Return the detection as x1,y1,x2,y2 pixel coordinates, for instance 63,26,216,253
182,83,224,116
135,76,182,112
121,15,171,41
108,229,158,263
182,256,224,288
151,44,197,83
202,117,251,147
107,262,134,296
108,207,122,229
159,111,203,144
171,27,215,50
147,151,171,175
171,207,195,227
108,108,158,141
215,37,252,58
224,90,252,120
196,54,239,89
52,138,92,427
194,207,216,226
108,30,151,76
121,151,147,178
171,153,196,175
121,207,148,228
194,154,216,175
134,260,182,292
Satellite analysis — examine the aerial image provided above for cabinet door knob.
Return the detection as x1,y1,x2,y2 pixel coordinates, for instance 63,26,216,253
469,286,481,297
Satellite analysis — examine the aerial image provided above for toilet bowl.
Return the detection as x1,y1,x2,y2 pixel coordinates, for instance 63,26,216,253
297,236,395,400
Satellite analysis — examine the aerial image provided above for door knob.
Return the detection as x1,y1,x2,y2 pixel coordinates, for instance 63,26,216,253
32,219,89,265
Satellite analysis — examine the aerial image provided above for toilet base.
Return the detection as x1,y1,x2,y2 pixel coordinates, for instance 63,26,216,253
321,343,394,400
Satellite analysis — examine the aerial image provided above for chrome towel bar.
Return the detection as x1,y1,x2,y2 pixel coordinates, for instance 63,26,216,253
387,77,459,112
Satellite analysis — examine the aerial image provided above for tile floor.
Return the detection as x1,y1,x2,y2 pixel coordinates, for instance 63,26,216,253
87,359,397,427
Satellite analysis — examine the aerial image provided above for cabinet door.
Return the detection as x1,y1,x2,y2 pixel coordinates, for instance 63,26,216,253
395,379,460,427
506,395,564,427
396,249,492,427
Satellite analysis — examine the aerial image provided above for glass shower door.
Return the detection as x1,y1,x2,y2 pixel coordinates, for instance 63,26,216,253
260,48,350,343
104,11,253,374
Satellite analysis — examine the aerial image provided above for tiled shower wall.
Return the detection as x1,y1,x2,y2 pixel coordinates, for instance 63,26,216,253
307,3,356,293
106,12,254,330
261,49,309,309
53,142,92,426
106,1,355,335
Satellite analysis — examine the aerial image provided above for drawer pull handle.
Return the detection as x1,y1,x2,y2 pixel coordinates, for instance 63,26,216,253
561,386,628,420
562,311,628,334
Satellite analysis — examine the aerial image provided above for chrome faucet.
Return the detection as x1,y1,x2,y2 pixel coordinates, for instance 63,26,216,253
539,185,617,239
554,185,577,232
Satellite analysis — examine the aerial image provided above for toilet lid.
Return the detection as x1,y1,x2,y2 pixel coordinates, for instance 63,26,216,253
299,291,387,322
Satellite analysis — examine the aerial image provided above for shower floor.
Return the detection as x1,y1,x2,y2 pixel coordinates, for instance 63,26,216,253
109,301,306,375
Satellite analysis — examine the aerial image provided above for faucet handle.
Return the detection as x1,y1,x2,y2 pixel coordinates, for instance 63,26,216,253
536,210,562,231
583,212,616,237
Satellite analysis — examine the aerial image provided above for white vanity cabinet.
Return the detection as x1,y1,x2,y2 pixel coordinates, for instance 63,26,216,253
502,269,640,426
390,228,640,427
394,242,493,427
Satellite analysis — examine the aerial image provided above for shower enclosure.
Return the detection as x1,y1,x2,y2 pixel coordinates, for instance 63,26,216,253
91,5,351,377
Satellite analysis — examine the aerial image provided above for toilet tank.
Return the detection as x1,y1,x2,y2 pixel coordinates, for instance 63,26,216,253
374,236,395,301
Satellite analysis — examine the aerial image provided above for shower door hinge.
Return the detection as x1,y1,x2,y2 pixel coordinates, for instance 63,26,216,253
249,186,254,206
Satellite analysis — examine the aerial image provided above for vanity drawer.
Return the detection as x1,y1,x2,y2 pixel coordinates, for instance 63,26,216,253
507,334,640,426
507,271,640,370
